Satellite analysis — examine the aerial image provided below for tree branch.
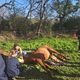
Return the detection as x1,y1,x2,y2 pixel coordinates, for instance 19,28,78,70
0,0,12,8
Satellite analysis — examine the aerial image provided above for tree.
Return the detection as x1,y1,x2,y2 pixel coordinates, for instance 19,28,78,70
0,0,15,32
51,0,79,31
0,0,12,8
25,0,39,19
35,0,49,37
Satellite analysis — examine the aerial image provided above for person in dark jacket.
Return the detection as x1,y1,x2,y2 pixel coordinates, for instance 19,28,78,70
0,54,8,80
6,56,20,80
76,29,80,51
0,48,21,80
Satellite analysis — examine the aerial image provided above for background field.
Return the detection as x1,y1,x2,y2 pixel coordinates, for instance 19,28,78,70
0,37,80,80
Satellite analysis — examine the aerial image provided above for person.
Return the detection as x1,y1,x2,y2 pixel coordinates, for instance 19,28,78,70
9,43,25,63
11,43,23,56
5,43,26,80
0,54,8,80
0,46,23,80
6,56,20,80
76,29,80,51
10,43,29,60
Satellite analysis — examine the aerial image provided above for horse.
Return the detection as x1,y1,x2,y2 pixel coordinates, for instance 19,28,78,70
22,45,67,72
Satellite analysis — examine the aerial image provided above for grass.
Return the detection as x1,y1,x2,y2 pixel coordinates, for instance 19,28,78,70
0,37,80,80
18,52,80,80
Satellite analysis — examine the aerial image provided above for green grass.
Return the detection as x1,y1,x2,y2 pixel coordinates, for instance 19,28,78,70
0,37,80,80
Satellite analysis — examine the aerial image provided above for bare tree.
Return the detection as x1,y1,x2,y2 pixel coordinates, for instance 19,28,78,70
25,0,40,19
0,0,12,8
36,0,49,37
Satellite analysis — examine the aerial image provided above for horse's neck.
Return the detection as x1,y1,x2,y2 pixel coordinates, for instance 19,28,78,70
23,55,32,64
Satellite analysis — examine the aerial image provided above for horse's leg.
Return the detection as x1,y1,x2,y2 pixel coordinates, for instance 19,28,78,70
45,45,67,61
37,59,54,78
37,59,50,72
56,54,67,62
50,55,62,63
50,55,66,66
44,62,53,70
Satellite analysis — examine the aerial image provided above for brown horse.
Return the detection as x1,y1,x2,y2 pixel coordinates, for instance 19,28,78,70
23,45,67,72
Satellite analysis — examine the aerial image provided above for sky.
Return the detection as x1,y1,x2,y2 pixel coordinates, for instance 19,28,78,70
0,0,79,18
0,0,78,6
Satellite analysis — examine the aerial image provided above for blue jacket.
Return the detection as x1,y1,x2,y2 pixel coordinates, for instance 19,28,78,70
6,57,20,77
0,55,8,80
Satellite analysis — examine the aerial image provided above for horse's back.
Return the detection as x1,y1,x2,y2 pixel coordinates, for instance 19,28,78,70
23,45,51,64
34,47,50,60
